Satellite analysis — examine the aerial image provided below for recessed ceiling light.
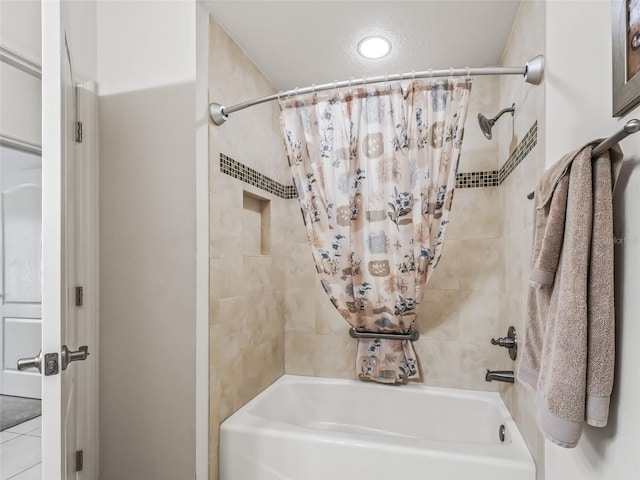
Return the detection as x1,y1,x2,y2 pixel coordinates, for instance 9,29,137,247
357,36,391,60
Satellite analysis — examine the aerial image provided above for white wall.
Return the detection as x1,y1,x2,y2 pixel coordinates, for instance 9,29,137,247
97,1,200,479
544,2,640,479
97,0,195,96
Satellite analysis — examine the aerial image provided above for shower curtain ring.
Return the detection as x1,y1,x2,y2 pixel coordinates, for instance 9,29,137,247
412,70,416,81
466,67,471,80
449,67,454,78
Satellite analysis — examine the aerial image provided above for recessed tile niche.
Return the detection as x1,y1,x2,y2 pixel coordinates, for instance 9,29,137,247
243,191,270,256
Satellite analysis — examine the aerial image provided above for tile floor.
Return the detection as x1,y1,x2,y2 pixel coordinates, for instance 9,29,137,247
0,417,41,480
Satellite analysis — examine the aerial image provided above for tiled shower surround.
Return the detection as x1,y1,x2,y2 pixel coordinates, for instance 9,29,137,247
209,3,545,477
208,18,288,480
495,1,546,478
219,122,536,391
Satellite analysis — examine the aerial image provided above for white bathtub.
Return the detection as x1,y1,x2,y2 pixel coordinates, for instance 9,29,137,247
219,375,535,480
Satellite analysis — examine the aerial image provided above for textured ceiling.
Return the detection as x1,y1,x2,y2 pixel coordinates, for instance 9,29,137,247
204,1,522,92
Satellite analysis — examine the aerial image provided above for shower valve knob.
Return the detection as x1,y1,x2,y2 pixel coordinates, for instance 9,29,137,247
491,337,516,348
490,326,517,360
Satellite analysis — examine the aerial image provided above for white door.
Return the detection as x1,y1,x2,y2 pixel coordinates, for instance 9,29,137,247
0,146,42,399
36,2,99,478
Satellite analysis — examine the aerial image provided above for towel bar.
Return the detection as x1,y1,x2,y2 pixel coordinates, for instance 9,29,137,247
527,119,640,199
348,327,419,341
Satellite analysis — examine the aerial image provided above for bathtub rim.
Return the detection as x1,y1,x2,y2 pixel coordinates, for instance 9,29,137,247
220,374,536,469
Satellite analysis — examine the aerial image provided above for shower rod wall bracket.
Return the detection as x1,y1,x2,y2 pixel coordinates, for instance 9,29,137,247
524,55,545,86
210,103,228,127
209,54,545,126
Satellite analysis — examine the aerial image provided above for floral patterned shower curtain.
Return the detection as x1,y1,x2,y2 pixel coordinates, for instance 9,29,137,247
279,78,472,384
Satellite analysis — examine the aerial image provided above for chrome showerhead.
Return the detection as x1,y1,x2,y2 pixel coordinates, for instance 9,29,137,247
477,103,515,140
478,113,495,139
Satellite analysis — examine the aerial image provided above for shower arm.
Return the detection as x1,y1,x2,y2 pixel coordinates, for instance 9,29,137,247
209,55,545,126
491,104,516,124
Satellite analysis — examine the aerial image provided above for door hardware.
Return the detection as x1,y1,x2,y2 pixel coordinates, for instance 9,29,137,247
17,351,59,376
61,345,90,370
17,351,42,373
75,121,83,143
75,450,84,472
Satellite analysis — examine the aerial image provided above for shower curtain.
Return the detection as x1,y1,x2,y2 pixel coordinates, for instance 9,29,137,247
279,78,472,384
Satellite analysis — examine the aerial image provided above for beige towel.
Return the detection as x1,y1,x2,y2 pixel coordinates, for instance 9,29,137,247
517,142,622,448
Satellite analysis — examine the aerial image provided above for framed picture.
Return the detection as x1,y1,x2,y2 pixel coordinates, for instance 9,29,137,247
613,0,640,116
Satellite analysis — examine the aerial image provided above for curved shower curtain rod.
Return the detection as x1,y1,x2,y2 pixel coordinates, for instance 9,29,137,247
209,54,545,126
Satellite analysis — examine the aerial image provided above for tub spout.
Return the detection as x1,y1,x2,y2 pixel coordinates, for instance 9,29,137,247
485,370,514,383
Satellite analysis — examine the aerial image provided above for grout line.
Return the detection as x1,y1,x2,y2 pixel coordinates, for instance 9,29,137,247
6,462,41,480
0,432,22,445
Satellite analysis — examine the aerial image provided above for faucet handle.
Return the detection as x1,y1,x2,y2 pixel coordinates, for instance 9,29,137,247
491,337,516,348
490,326,517,360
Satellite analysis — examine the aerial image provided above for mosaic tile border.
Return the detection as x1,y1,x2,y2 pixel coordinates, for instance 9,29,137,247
455,120,538,189
220,154,297,199
498,121,538,185
456,171,499,188
220,121,537,196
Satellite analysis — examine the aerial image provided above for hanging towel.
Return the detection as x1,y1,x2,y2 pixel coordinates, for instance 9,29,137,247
517,141,622,448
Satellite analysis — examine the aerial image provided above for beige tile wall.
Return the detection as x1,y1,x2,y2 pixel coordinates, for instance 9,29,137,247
283,76,512,392
496,1,546,479
209,7,546,479
208,17,288,479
